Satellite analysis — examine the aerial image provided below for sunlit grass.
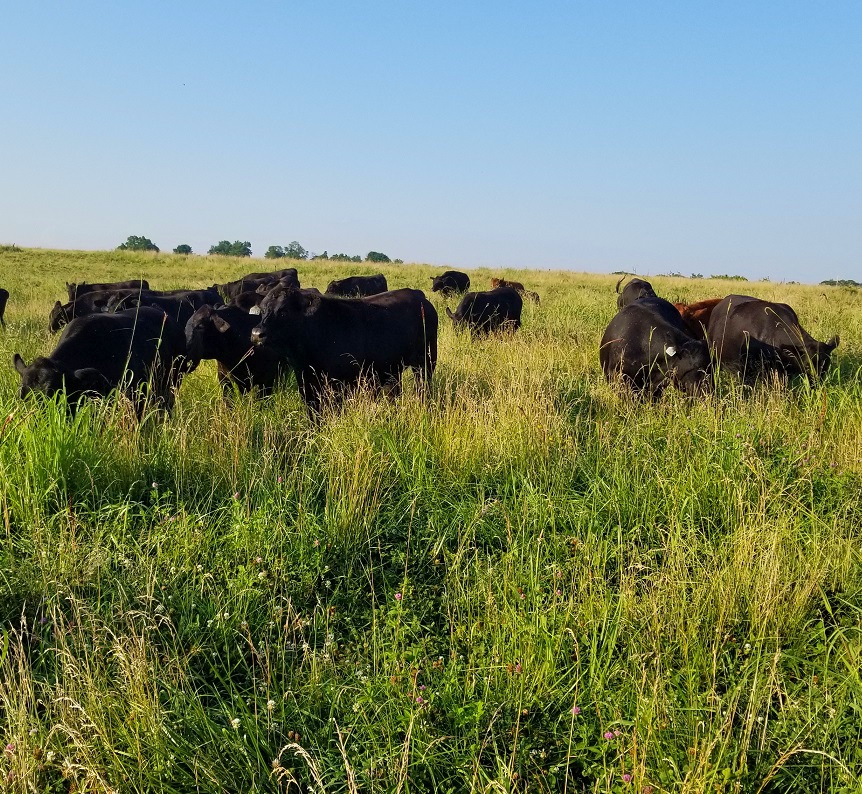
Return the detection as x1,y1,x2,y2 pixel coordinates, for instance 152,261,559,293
0,247,860,792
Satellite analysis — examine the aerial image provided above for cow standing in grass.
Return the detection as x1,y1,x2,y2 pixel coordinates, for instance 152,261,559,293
707,295,838,381
251,286,437,412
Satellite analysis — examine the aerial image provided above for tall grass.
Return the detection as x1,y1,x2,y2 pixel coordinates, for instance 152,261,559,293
0,248,860,792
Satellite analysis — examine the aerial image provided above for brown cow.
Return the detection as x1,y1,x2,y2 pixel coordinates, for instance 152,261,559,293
672,298,722,340
490,278,540,304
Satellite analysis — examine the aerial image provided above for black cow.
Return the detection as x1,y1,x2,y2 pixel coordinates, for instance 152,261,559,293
600,297,711,398
14,307,187,415
446,287,523,335
616,277,657,309
0,288,8,328
707,295,839,381
216,269,299,300
251,286,437,412
66,280,149,301
430,270,470,296
49,289,140,332
185,305,288,398
109,289,222,329
325,274,388,298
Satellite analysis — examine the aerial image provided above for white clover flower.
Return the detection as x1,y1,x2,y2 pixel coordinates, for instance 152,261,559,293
231,718,241,730
267,700,276,712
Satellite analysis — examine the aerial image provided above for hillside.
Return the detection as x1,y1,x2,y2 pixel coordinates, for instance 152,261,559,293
0,247,860,792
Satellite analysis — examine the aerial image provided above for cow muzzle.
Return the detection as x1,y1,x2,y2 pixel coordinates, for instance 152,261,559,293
250,327,266,346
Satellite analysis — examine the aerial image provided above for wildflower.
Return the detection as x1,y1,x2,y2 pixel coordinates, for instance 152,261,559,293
277,476,283,483
520,593,526,600
206,620,213,628
231,718,241,730
4,743,14,755
196,564,203,572
571,706,581,715
415,696,424,704
514,663,522,674
45,750,55,762
604,731,614,740
233,492,240,500
556,589,563,596
313,539,320,547
223,612,230,619
419,684,426,690
266,699,275,713
614,729,621,737
622,773,632,783
39,616,47,625
643,787,654,794
152,482,158,488
259,571,266,580
394,592,402,601
29,728,37,736
271,758,281,770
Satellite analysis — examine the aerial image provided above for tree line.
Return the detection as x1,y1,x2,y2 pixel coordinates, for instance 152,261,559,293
116,236,400,263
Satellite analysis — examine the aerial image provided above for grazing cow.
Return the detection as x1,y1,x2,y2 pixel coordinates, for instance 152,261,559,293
49,289,139,332
490,278,540,304
707,295,839,381
0,287,8,328
185,305,288,398
66,280,149,301
672,298,723,340
109,288,222,329
446,287,523,335
14,307,187,414
325,274,388,298
216,269,299,300
430,271,470,296
251,286,437,412
616,277,657,309
600,297,711,398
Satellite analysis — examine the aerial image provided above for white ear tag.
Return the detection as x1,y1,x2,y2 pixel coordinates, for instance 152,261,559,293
665,345,677,357
248,305,261,315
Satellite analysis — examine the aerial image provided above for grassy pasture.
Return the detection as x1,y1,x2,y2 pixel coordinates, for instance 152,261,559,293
0,247,860,793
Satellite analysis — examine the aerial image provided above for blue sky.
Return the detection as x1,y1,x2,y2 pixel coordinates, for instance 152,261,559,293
1,1,860,282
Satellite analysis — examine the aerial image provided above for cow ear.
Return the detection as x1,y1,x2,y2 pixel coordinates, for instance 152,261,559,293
827,335,839,350
53,300,62,310
13,353,27,375
211,314,231,333
72,368,111,394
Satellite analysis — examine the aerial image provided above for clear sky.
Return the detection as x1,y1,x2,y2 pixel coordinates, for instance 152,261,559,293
2,1,860,282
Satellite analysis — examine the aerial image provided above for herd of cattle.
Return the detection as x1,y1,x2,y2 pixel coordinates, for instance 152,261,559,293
2,266,841,416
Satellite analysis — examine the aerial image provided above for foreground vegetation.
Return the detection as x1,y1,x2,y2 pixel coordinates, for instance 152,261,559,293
1,247,860,793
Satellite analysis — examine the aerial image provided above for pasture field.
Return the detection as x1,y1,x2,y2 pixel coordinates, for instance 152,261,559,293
0,246,861,793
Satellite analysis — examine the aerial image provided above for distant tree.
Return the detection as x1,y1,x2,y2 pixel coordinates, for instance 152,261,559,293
821,278,861,288
265,245,285,259
329,252,362,262
366,251,391,263
709,274,748,281
284,241,308,260
690,272,703,279
173,244,192,255
312,251,329,260
351,255,362,262
118,235,159,252
209,240,252,257
393,259,404,264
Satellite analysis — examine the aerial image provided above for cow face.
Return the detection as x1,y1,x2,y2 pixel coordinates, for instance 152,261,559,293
48,301,70,332
666,341,712,395
803,336,840,379
13,354,109,403
252,286,318,350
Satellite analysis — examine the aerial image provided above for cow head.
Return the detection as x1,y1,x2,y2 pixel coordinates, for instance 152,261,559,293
185,305,232,363
251,286,320,351
48,300,70,333
665,340,712,395
13,353,110,403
